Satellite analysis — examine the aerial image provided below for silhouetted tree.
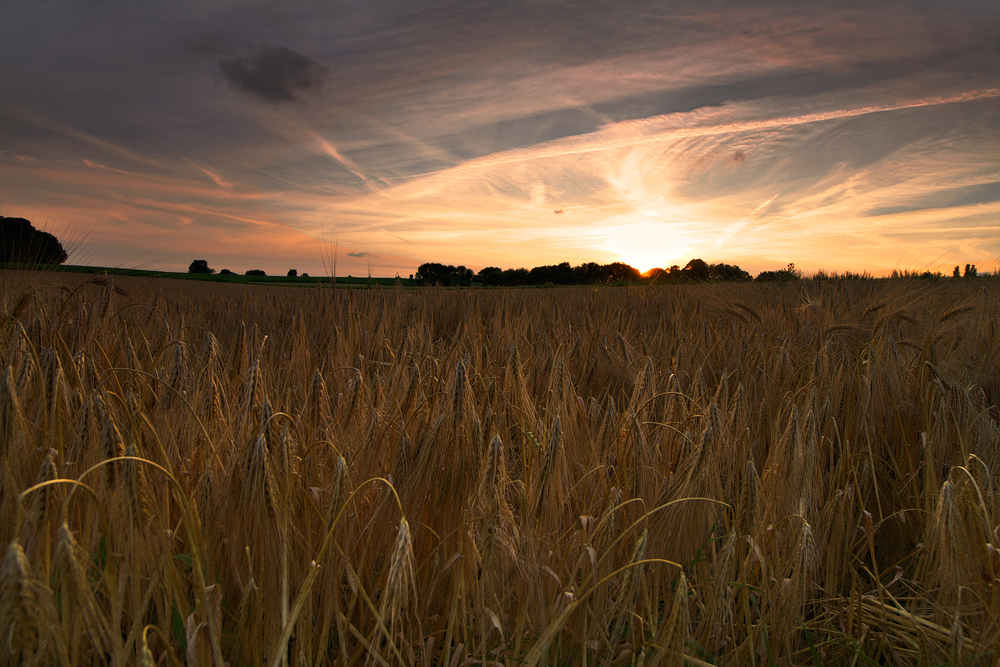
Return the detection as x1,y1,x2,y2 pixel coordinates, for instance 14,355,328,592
645,267,668,282
287,268,298,277
964,264,977,277
188,259,215,274
245,269,266,276
1,216,68,265
574,262,604,283
502,268,530,286
682,258,710,282
220,269,234,275
476,266,504,286
529,262,579,285
756,263,800,283
710,262,752,282
645,260,750,284
953,266,961,278
416,263,473,286
603,262,641,283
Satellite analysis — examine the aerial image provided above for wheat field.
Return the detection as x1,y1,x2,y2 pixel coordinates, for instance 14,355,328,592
1,271,997,666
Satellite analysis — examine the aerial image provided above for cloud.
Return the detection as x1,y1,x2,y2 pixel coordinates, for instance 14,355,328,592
347,251,372,257
865,181,999,217
199,167,234,189
219,45,327,102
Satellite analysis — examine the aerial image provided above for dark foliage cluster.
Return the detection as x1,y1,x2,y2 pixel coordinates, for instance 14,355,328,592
647,259,753,284
188,259,215,274
189,260,303,278
470,258,752,287
423,261,644,287
476,261,639,287
415,263,475,286
754,263,801,283
1,216,68,265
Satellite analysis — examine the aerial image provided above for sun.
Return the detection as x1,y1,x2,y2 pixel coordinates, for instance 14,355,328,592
603,220,691,273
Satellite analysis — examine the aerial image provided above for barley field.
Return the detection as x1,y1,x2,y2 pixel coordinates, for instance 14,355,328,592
1,271,998,666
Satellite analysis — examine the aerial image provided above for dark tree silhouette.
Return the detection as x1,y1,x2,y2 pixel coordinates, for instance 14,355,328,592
682,258,710,281
603,262,641,283
416,263,473,286
476,266,504,286
710,262,753,282
501,267,530,286
647,261,750,283
188,259,215,274
756,263,800,283
964,264,977,278
287,268,298,277
529,262,580,285
245,269,267,276
442,258,751,287
1,216,68,265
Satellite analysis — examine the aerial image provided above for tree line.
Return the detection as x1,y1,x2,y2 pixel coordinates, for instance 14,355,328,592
189,259,306,278
417,259,757,287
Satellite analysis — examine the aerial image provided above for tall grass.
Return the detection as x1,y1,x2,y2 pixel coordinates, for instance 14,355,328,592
1,272,998,665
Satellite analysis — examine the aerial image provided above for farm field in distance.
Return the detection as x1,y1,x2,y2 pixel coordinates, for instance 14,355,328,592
1,270,997,666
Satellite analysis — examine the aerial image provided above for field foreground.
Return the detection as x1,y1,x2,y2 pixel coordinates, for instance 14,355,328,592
1,273,998,665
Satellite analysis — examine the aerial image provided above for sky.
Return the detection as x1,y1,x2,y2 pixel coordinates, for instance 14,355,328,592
2,0,998,277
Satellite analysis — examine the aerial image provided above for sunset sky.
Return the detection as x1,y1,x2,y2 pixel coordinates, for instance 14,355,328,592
2,0,998,277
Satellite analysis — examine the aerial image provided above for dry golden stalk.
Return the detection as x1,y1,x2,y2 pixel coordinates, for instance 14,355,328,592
531,416,562,521
737,458,761,537
22,450,58,571
653,572,689,667
53,521,111,656
337,367,363,429
379,517,416,631
122,439,152,529
234,549,263,667
98,399,125,489
606,528,648,652
138,627,155,667
0,539,38,662
928,479,973,605
304,368,330,434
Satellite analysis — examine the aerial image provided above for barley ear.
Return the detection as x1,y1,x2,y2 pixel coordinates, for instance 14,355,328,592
0,539,39,662
653,572,689,667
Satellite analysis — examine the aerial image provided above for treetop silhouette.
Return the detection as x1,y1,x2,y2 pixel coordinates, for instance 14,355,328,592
1,216,68,265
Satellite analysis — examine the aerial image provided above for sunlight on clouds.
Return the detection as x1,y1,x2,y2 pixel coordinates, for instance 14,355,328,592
602,219,692,273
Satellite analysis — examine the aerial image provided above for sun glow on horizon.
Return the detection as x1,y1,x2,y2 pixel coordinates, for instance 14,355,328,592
602,220,692,273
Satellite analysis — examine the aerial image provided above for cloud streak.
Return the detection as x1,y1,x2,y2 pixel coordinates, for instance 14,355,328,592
454,88,1000,172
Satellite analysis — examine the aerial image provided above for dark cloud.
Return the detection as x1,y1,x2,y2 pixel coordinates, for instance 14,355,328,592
219,45,327,102
347,251,371,257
